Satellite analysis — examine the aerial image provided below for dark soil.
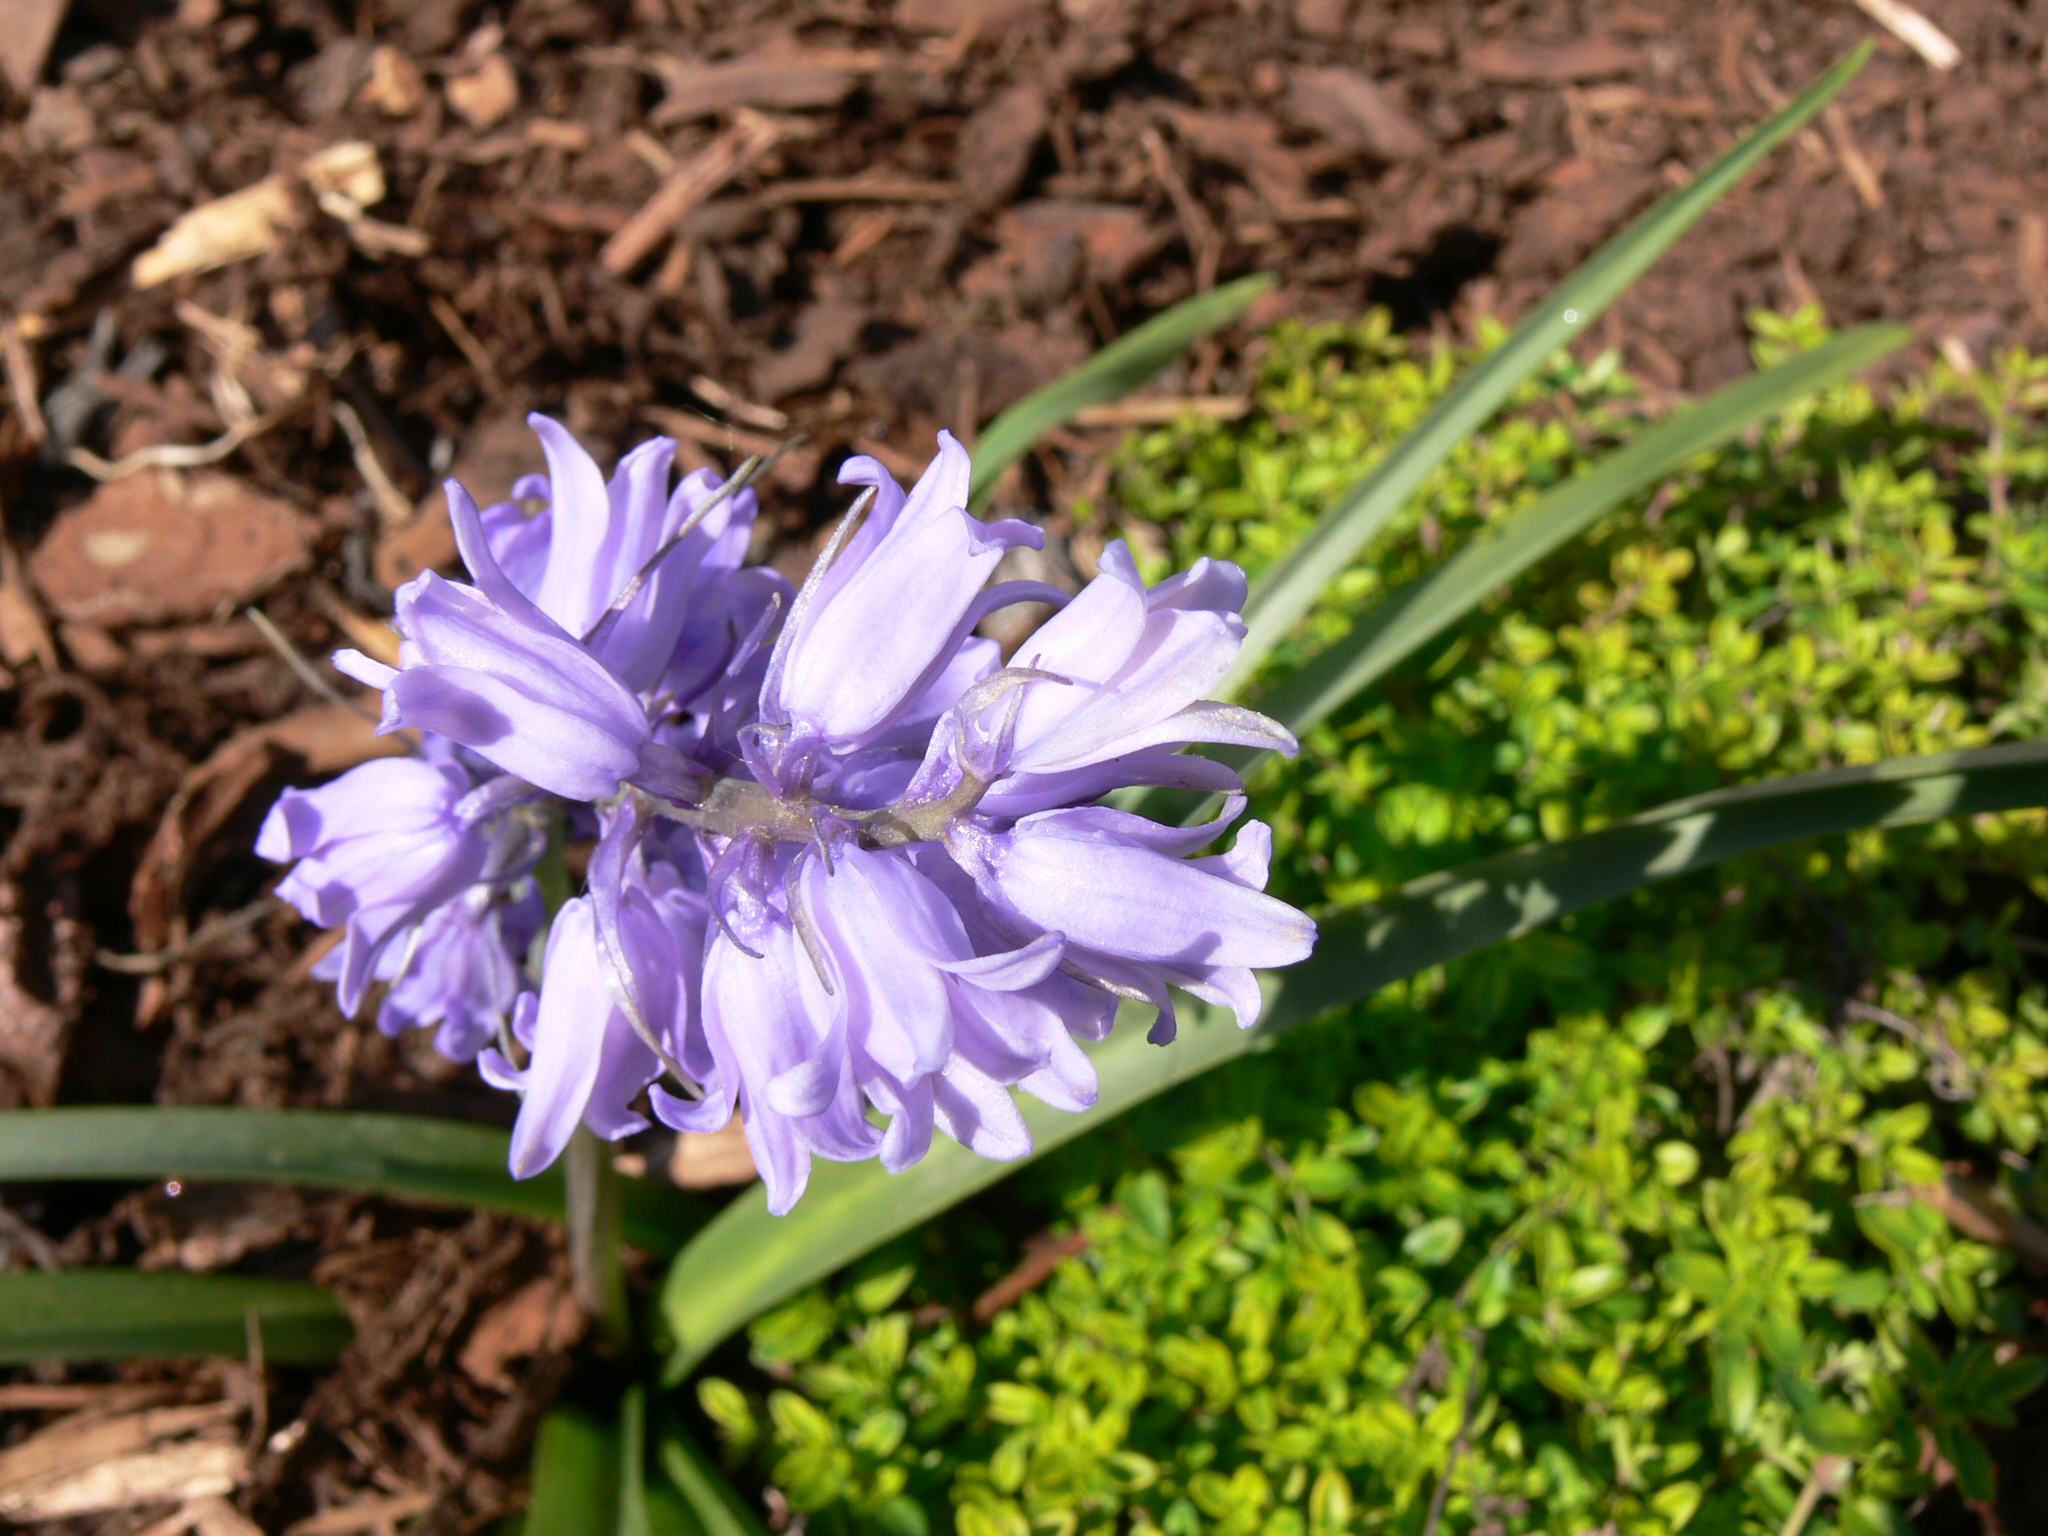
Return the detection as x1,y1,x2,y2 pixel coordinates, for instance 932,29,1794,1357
1,0,2043,1530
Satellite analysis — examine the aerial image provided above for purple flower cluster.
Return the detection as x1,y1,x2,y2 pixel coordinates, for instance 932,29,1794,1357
262,417,1315,1211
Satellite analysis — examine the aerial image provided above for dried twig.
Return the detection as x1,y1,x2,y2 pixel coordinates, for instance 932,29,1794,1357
1850,0,1961,70
282,1491,436,1536
1821,106,1885,210
1420,1329,1488,1536
96,896,286,975
602,110,789,275
1073,396,1250,427
971,1231,1092,1324
0,1200,61,1271
1140,125,1221,293
65,404,297,482
331,400,416,525
1778,1453,1850,1536
426,296,503,400
640,403,784,458
1,317,48,444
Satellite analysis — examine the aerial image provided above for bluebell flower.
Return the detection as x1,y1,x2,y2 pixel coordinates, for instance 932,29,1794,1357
263,415,1316,1206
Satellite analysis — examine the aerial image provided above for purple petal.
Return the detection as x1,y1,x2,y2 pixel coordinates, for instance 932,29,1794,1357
961,810,1315,972
508,900,610,1177
932,1059,1031,1160
527,414,618,635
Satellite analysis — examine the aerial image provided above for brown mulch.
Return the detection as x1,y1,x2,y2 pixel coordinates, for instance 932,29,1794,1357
0,0,2042,1529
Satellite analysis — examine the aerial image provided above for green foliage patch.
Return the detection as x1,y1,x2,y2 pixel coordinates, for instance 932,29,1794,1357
692,314,2048,1535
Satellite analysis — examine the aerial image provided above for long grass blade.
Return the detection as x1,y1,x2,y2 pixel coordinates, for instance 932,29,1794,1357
0,1270,351,1364
1222,42,1873,699
660,737,2048,1374
966,274,1274,511
1252,323,1910,743
0,1107,706,1255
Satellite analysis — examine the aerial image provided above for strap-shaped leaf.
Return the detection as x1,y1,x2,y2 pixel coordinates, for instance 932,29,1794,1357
660,738,2048,1374
0,1107,707,1255
515,1389,761,1536
525,1405,622,1536
1121,323,1909,827
1251,323,1910,745
966,274,1275,511
656,1422,768,1536
1266,739,2048,1031
0,1270,351,1364
1222,42,1873,699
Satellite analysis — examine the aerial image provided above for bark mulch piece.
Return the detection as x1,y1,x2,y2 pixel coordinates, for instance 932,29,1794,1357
2,0,2043,1528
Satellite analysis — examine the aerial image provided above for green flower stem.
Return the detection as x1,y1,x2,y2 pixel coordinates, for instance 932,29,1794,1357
529,805,630,1349
568,1123,630,1352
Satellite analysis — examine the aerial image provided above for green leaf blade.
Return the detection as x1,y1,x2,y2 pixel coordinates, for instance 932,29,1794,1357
525,1406,623,1536
966,274,1275,511
0,1270,351,1364
1224,42,1874,697
1251,322,1911,744
0,1107,706,1255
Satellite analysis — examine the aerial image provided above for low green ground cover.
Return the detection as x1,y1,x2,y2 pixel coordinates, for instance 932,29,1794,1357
692,315,2048,1536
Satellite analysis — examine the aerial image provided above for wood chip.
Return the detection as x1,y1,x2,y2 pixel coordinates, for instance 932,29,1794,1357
2018,213,2048,324
187,1495,267,1536
1850,0,1961,70
2,318,48,444
0,526,58,673
525,117,591,151
750,296,865,401
357,45,426,115
132,178,299,290
760,177,958,204
133,142,390,289
896,0,1042,31
601,110,789,275
0,1403,244,1521
27,470,316,628
971,1230,1090,1324
283,1490,436,1536
689,373,787,430
1285,67,1433,161
1463,37,1641,83
958,81,1049,211
456,1275,585,1391
648,53,858,127
0,0,67,96
668,1115,759,1189
0,884,69,1107
427,295,503,397
445,53,519,130
332,400,418,524
0,1385,181,1411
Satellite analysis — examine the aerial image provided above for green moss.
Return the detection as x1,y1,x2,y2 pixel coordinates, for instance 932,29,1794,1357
691,315,2048,1535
